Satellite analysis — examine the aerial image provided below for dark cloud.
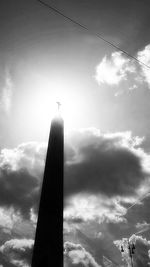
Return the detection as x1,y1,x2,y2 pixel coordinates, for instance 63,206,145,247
64,143,76,163
64,130,148,199
0,142,46,218
0,168,39,218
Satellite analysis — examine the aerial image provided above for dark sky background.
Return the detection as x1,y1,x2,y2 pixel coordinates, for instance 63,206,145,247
1,0,150,266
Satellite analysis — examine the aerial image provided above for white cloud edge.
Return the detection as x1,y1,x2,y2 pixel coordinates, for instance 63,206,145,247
95,44,150,90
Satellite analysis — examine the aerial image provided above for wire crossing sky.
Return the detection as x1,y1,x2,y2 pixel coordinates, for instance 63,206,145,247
36,0,150,69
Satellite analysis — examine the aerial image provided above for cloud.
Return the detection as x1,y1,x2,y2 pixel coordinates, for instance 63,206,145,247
0,142,46,178
12,218,35,239
0,168,39,218
114,234,150,267
95,52,135,86
64,241,101,267
0,207,35,245
64,129,148,199
137,44,150,87
64,194,127,224
94,43,150,94
0,207,17,230
0,69,13,114
0,142,47,218
0,129,149,227
64,129,150,223
0,238,34,267
64,224,122,267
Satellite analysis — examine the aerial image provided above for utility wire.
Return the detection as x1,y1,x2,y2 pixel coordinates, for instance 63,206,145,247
120,193,150,248
126,192,150,213
36,0,150,70
134,225,150,235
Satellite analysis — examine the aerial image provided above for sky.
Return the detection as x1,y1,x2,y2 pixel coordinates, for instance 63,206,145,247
1,0,150,266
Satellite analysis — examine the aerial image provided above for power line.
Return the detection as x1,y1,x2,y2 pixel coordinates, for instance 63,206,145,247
36,0,150,70
120,193,150,245
134,225,150,235
126,192,150,213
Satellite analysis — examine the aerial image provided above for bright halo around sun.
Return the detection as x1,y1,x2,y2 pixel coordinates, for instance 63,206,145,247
28,75,84,133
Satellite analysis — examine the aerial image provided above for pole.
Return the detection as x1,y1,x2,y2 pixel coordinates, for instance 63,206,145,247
128,240,134,267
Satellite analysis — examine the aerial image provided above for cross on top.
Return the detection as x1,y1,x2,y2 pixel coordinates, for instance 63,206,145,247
56,101,61,111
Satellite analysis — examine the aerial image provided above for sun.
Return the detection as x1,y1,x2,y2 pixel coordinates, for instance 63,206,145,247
21,72,87,140
33,92,80,132
27,76,84,134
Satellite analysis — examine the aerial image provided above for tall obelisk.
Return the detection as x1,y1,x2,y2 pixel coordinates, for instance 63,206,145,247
31,106,64,267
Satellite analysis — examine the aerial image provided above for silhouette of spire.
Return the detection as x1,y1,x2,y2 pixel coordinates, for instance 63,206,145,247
31,111,64,267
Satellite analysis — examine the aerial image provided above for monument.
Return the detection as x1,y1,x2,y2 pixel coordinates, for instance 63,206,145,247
32,104,64,266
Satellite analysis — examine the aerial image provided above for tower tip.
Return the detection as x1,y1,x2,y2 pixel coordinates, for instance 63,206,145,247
56,101,61,111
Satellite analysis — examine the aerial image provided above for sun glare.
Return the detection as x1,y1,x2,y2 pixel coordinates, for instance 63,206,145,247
28,75,83,133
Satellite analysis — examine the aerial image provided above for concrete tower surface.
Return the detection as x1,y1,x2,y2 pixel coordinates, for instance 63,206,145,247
31,113,64,267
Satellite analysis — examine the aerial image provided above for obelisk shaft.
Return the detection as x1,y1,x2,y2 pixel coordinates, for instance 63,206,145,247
32,115,64,267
